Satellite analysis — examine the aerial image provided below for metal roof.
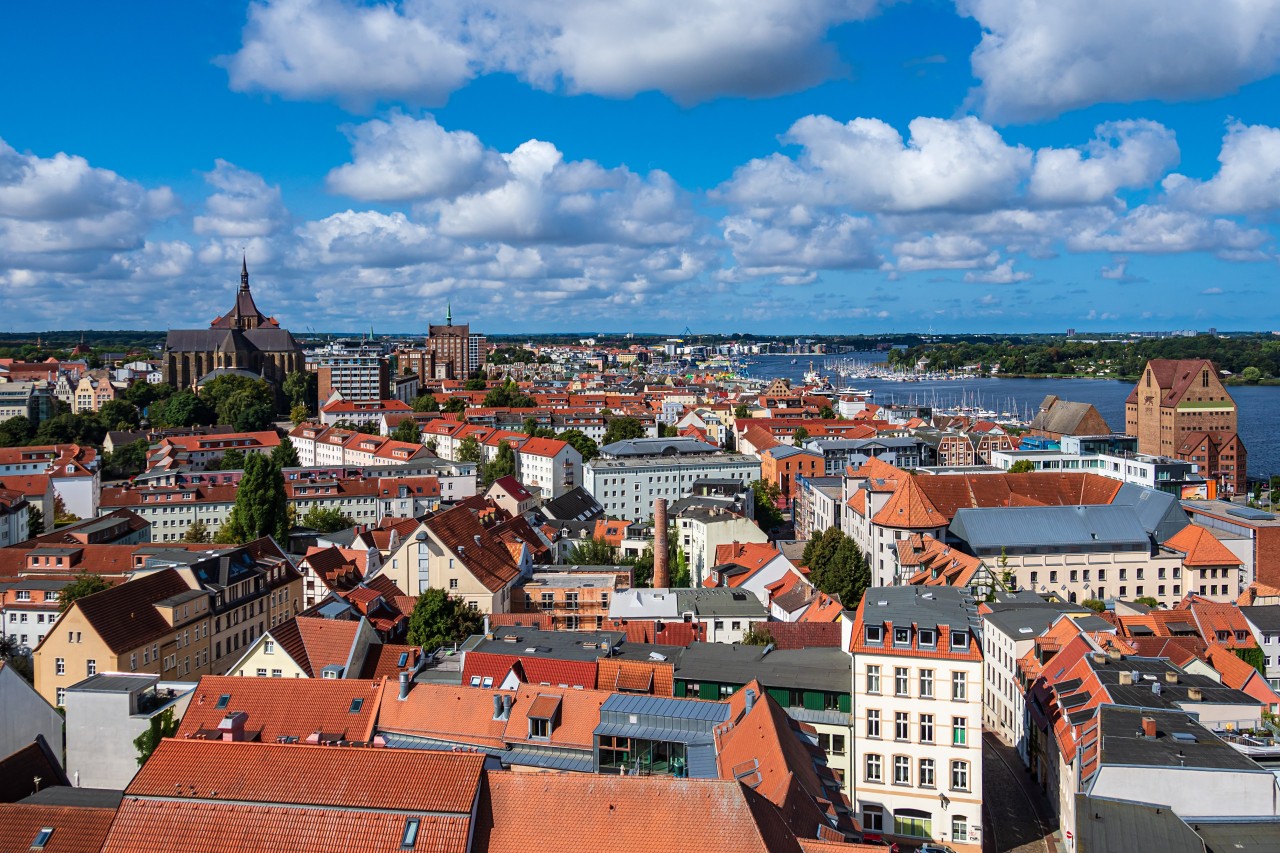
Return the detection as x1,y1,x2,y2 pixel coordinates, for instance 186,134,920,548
951,504,1151,551
673,645,852,693
858,585,980,636
599,693,731,722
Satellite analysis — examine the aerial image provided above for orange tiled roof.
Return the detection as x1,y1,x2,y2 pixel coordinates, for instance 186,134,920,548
899,533,985,589
504,684,609,750
1165,525,1243,567
178,675,383,743
0,804,115,853
375,681,512,750
871,474,946,529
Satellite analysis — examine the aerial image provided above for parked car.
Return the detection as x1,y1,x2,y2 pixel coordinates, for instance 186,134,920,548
918,845,958,853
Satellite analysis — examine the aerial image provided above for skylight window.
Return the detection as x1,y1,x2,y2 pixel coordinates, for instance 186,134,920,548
469,676,481,687
397,651,409,667
32,827,54,849
349,698,364,713
401,818,420,849
215,694,231,709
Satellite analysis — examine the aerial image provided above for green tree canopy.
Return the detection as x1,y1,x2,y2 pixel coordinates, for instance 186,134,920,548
482,441,516,487
182,520,212,543
391,420,422,444
603,416,645,445
60,572,111,612
0,415,34,447
271,436,300,469
742,624,775,646
125,381,173,411
152,390,216,428
484,380,534,409
558,429,598,461
300,505,356,533
464,378,488,392
442,396,468,415
289,404,310,425
818,405,836,419
411,393,438,412
284,371,317,411
457,436,483,464
102,438,151,480
801,527,870,608
566,537,617,565
734,403,749,419
215,453,288,544
219,449,247,471
406,588,483,650
752,479,784,531
98,399,141,431
1007,459,1036,474
792,426,810,446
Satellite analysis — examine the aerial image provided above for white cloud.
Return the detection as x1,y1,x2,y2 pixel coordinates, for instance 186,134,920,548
1066,205,1271,256
0,137,177,269
225,0,883,107
722,211,879,277
1202,286,1225,295
1029,121,1179,206
722,115,1032,213
224,0,473,108
326,114,508,201
1164,122,1280,213
193,160,289,239
959,0,1280,121
893,234,997,271
1099,258,1143,282
963,259,1030,283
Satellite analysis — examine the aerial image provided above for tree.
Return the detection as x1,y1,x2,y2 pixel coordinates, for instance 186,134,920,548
391,420,422,444
60,572,111,612
1242,366,1263,383
406,588,482,650
622,550,654,587
102,438,150,480
125,380,173,411
271,436,300,469
457,436,483,464
98,399,141,431
603,416,645,445
216,454,288,544
27,505,44,535
559,429,598,461
1081,599,1106,613
752,479,784,531
289,404,310,425
284,371,316,411
523,417,540,436
818,405,836,420
482,441,516,487
425,438,439,454
152,390,215,428
442,397,468,415
1007,459,1036,473
1134,596,1161,608
0,415,34,447
660,424,679,438
742,624,775,646
802,528,870,608
734,403,749,419
300,505,356,533
182,520,212,543
484,380,534,409
792,426,810,446
219,449,247,471
567,537,617,565
464,378,488,392
411,393,438,412
133,707,179,767
202,375,275,427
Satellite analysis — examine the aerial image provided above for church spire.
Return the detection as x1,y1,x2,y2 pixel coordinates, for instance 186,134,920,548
241,254,250,291
446,302,452,326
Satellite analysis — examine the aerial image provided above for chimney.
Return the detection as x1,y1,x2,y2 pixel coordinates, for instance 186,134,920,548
502,694,513,718
218,711,248,742
493,694,504,720
398,671,411,701
1118,671,1134,685
1108,649,1123,661
745,688,756,714
1187,687,1203,701
653,499,670,589
1165,671,1179,684
1141,716,1157,738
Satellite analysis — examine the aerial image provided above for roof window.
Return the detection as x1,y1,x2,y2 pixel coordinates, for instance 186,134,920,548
32,828,54,849
215,694,231,709
349,698,364,713
401,818,420,849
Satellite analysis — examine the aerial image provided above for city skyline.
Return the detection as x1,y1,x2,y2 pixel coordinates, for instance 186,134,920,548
3,2,1280,334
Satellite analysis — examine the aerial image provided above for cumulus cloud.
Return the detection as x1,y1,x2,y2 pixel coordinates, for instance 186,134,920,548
225,0,883,107
963,259,1030,283
326,114,508,201
193,160,289,238
1066,205,1270,256
722,115,1031,214
1164,122,1280,214
1099,257,1143,282
0,137,177,269
722,211,879,277
959,0,1280,122
1029,120,1179,206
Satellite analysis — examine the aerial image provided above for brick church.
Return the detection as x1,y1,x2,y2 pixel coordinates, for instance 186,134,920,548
162,259,305,410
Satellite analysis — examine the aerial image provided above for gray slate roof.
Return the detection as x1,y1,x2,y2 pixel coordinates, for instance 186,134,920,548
1242,605,1280,633
1074,794,1204,853
951,504,1151,552
673,644,851,693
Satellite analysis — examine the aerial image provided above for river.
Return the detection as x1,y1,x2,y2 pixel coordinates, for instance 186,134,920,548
741,353,1280,480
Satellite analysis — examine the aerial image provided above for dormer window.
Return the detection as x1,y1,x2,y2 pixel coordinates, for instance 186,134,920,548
951,631,968,650
865,625,883,644
893,627,911,646
918,628,936,647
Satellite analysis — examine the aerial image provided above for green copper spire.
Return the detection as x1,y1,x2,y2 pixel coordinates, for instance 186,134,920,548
446,302,452,326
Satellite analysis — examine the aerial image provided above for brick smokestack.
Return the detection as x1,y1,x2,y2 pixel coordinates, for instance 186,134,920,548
653,498,670,589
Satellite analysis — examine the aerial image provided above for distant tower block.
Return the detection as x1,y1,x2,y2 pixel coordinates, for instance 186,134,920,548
653,498,670,589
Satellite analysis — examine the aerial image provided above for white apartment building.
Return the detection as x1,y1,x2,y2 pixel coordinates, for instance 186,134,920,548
850,587,984,850
981,607,1068,754
675,506,768,587
516,436,582,501
585,453,761,522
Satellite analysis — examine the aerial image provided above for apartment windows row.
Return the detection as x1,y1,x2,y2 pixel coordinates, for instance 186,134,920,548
864,665,967,701
863,710,968,747
860,806,973,846
863,753,970,791
1029,567,1180,585
863,624,970,653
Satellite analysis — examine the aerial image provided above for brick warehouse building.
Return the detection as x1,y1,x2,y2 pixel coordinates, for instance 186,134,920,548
1125,358,1247,495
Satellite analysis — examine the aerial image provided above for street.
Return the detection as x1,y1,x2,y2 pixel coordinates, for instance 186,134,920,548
982,732,1058,853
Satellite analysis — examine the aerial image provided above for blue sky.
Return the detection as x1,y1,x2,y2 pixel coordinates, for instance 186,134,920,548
2,0,1280,335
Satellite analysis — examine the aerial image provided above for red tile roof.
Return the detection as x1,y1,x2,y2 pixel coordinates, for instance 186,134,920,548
0,804,115,853
72,568,194,654
358,644,420,679
471,772,803,853
423,504,521,594
178,675,383,743
375,681,512,750
1165,525,1243,567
